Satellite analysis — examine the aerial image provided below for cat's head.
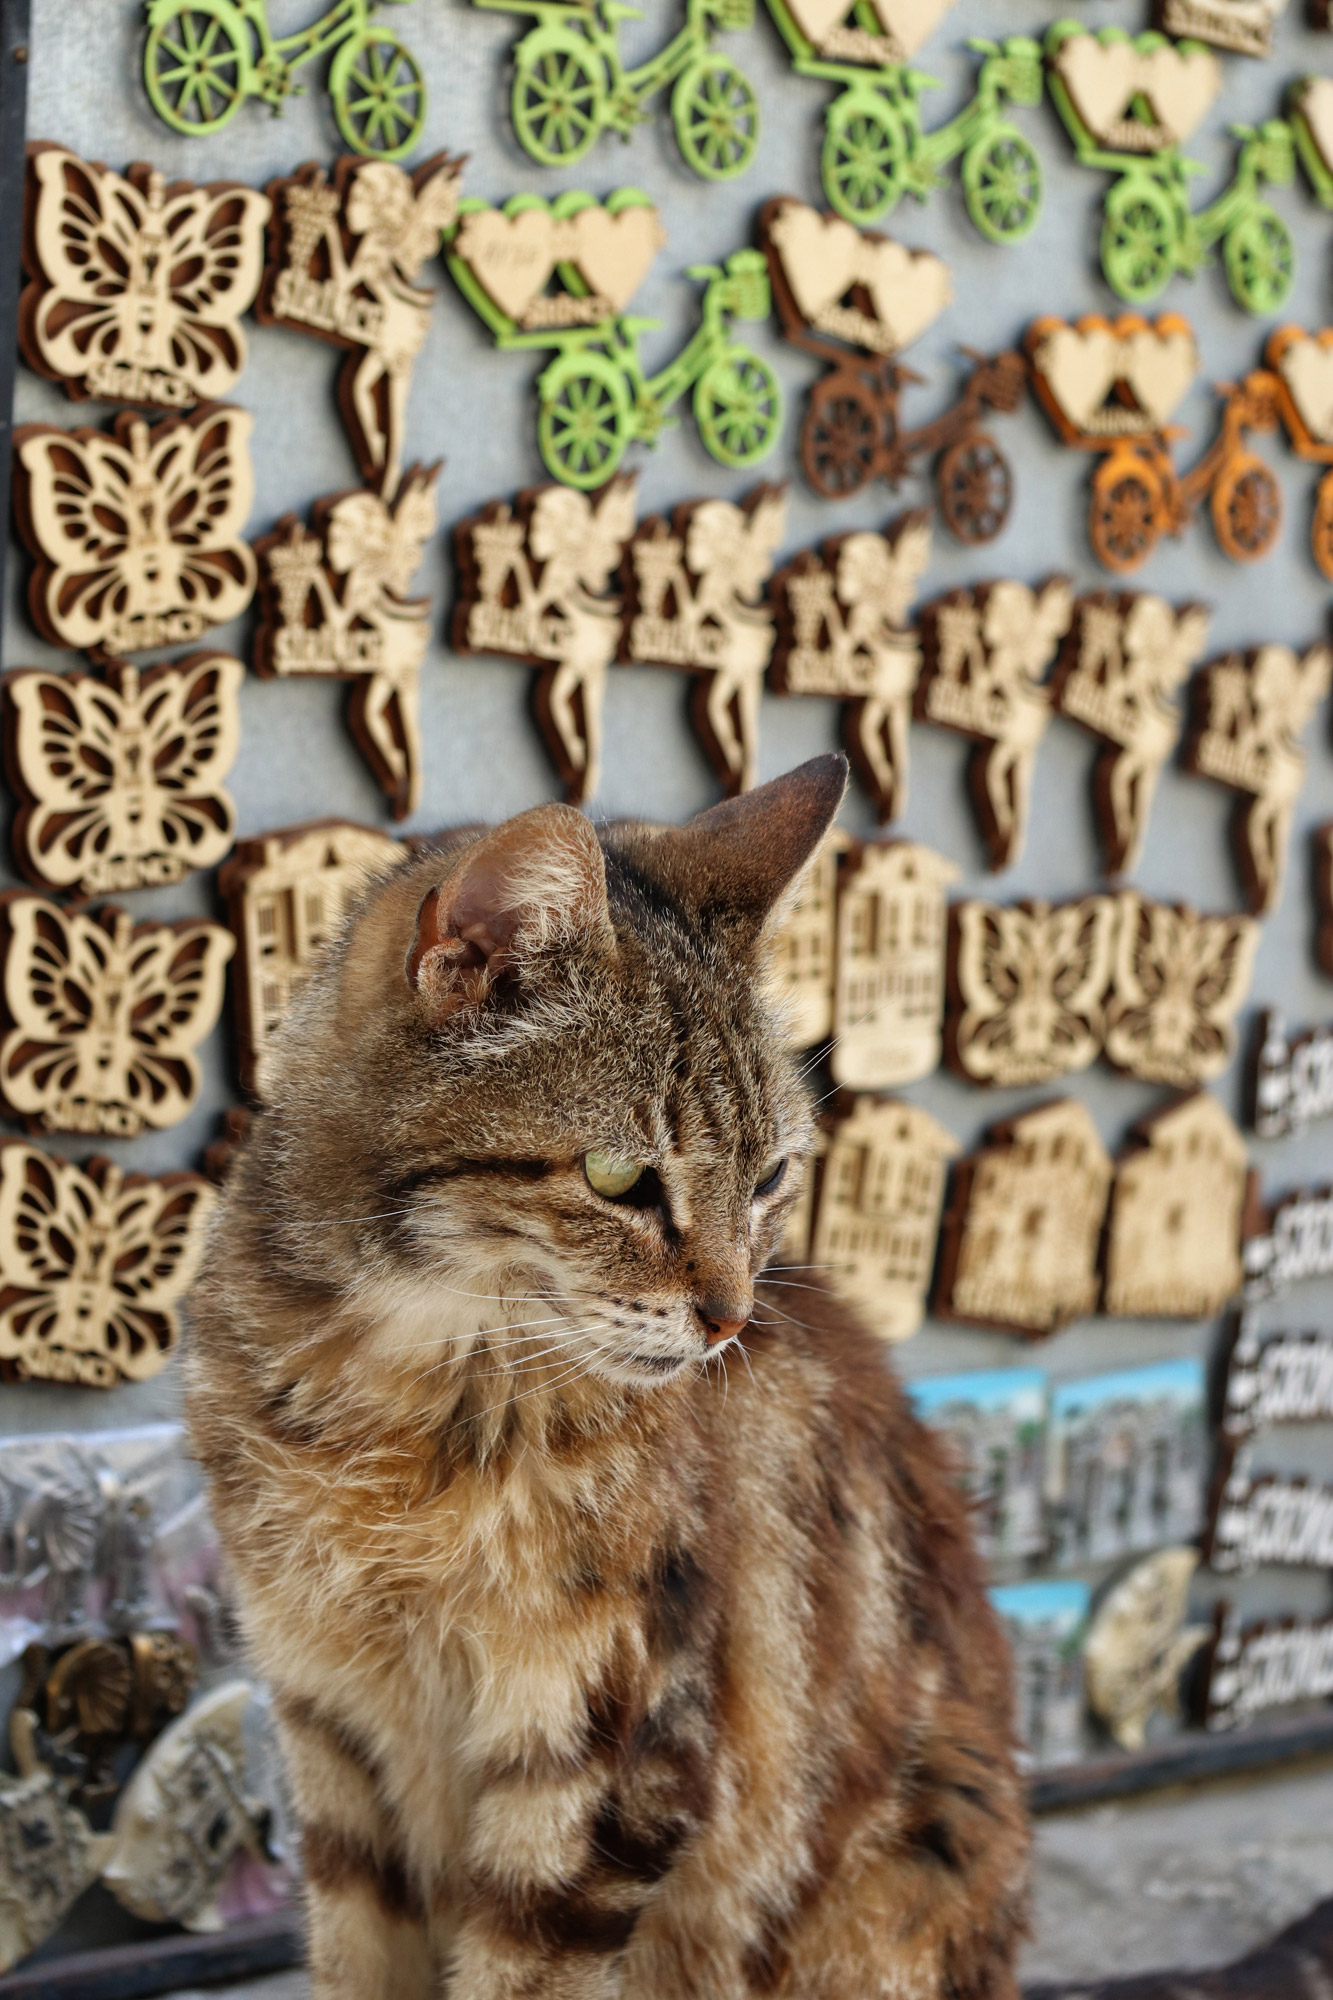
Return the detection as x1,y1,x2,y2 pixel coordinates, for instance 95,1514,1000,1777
257,755,845,1390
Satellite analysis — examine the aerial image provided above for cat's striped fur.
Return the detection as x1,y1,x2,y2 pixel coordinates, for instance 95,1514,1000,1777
187,757,1028,1998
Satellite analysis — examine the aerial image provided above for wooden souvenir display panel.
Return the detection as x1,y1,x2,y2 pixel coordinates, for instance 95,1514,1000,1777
1201,1605,1333,1731
946,895,1116,1088
811,1095,958,1342
1219,1313,1333,1440
1051,591,1212,874
221,821,410,1098
1182,642,1332,914
0,1145,216,1387
769,513,931,823
1,655,243,899
1251,1009,1333,1135
621,488,787,796
917,578,1074,869
934,1098,1113,1337
1083,1549,1208,1752
453,479,638,806
1103,1094,1249,1319
12,407,257,662
0,896,234,1138
767,829,850,1050
829,839,959,1090
20,144,271,410
1104,893,1259,1088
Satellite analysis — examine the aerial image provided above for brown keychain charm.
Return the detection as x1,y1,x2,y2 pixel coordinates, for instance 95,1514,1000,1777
945,895,1116,1088
1103,1093,1249,1318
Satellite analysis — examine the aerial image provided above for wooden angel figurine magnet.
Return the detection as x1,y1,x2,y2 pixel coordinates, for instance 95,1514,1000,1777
622,486,786,795
453,478,637,805
20,143,271,410
770,512,931,823
1182,641,1331,913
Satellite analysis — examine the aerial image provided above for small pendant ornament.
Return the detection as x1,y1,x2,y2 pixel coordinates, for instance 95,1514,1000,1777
20,144,271,410
945,896,1116,1088
1083,1549,1209,1751
1103,892,1259,1087
0,896,234,1137
0,1439,104,1643
453,478,638,805
0,1145,217,1387
1103,1093,1249,1319
812,1095,958,1341
2,654,243,898
622,487,787,795
829,839,957,1089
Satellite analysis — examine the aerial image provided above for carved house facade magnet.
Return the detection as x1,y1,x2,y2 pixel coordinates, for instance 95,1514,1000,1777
811,1095,958,1341
1103,1093,1249,1319
768,829,849,1050
829,839,958,1090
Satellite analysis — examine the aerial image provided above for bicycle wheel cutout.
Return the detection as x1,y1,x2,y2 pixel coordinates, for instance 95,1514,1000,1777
1213,461,1281,562
1224,211,1294,317
333,33,427,160
822,101,905,225
1091,467,1159,571
695,352,782,468
963,132,1042,247
673,58,759,181
538,360,631,489
513,40,603,167
937,436,1012,544
1102,184,1174,304
144,5,247,135
802,386,878,498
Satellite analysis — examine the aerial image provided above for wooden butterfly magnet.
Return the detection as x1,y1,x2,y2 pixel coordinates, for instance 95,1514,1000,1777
19,143,271,411
769,513,930,824
12,406,257,663
1104,892,1259,1088
452,477,637,805
945,895,1116,1088
254,467,439,819
917,577,1073,870
0,894,234,1138
1,653,243,899
258,153,463,498
0,1144,217,1386
1103,1093,1249,1319
621,486,787,796
1182,641,1331,913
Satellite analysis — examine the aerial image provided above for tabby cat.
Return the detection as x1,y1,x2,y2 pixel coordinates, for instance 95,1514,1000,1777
188,754,1027,1999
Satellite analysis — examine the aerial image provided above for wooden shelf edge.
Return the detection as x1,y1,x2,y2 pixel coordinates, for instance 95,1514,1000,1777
1029,1708,1333,1813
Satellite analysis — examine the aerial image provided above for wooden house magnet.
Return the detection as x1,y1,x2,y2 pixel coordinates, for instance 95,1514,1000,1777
622,487,787,795
946,895,1116,1088
934,1098,1113,1337
453,478,637,805
20,144,271,410
1103,892,1259,1088
1051,591,1211,874
2,654,243,899
769,513,931,823
829,839,958,1090
917,577,1074,869
1182,642,1331,913
767,828,849,1049
811,1095,958,1342
1103,1093,1249,1318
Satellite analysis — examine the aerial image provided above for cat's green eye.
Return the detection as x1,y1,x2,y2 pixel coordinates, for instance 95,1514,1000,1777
584,1150,644,1199
755,1158,787,1198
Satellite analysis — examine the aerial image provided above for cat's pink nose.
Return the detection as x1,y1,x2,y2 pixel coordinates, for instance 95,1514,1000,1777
697,1302,749,1347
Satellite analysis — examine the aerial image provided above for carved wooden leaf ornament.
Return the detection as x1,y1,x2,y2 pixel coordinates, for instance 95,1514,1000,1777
1083,1549,1207,1753
1103,892,1259,1087
255,467,439,819
947,896,1117,1087
813,1095,959,1341
2,654,242,898
13,407,256,661
0,1145,216,1386
935,1098,1113,1337
20,144,271,410
1052,592,1211,873
918,577,1074,868
0,896,233,1137
830,839,958,1089
771,514,930,823
1183,642,1332,912
220,820,409,1097
623,487,787,795
453,478,638,804
1104,1094,1248,1319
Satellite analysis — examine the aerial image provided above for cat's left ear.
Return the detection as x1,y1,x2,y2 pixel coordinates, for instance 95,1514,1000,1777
669,753,849,928
406,805,613,1016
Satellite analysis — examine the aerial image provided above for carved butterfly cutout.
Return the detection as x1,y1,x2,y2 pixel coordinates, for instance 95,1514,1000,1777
1103,893,1259,1086
22,146,271,405
15,406,257,659
4,654,243,897
0,1145,215,1383
950,896,1117,1086
0,898,234,1136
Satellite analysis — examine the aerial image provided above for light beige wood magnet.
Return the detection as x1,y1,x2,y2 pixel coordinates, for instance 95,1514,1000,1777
764,202,951,355
830,839,959,1090
1103,1093,1249,1318
1103,891,1259,1087
812,1095,958,1341
947,895,1116,1088
767,828,850,1049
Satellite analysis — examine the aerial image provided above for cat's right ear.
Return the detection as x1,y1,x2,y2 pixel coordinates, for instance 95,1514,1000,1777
405,805,613,1017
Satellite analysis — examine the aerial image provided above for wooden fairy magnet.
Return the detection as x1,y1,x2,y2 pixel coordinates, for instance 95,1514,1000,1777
621,486,787,795
917,577,1074,869
0,895,233,1138
13,407,256,662
1051,591,1212,874
0,1144,217,1386
259,154,463,497
20,143,271,410
945,895,1116,1088
2,654,243,898
453,478,637,805
1182,641,1331,913
254,467,439,819
934,1098,1113,1337
770,512,931,823
829,839,957,1091
1104,892,1258,1088
1103,1093,1249,1318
